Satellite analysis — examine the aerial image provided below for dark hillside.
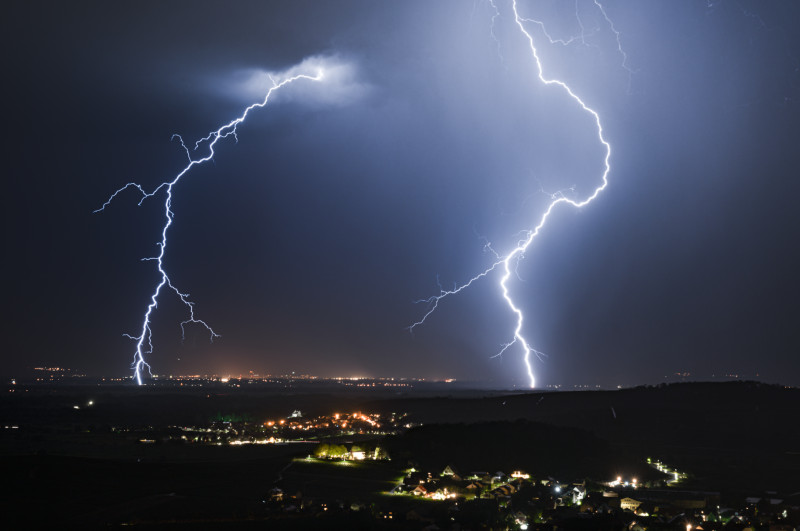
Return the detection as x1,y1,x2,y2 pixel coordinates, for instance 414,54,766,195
383,420,660,482
368,382,800,492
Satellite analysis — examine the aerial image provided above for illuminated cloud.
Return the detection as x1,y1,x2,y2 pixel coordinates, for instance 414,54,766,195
224,55,369,107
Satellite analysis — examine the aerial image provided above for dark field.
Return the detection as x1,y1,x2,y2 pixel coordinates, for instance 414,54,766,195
2,446,308,526
280,458,403,499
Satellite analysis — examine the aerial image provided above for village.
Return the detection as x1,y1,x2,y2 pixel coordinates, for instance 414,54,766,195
134,409,800,529
125,409,413,446
3,382,799,528
267,453,800,530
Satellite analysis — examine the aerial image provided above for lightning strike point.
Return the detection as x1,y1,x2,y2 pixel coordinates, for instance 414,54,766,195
410,0,619,389
97,69,324,384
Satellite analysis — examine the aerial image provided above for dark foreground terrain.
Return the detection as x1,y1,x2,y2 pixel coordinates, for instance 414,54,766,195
1,380,798,528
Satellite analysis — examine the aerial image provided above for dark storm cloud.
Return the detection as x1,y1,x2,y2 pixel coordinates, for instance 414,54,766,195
4,1,799,386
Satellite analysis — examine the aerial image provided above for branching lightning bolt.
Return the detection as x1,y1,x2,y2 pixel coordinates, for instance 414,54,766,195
410,0,616,388
96,70,324,384
593,0,634,92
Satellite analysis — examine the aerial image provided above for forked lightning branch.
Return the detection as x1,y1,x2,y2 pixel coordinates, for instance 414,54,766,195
410,0,620,388
96,72,324,385
98,0,623,388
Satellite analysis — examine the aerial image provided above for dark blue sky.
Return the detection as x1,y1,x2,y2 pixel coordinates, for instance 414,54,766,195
5,1,799,387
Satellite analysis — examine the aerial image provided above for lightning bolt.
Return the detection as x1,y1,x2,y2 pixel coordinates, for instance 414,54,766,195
593,0,634,92
96,70,324,385
410,0,616,388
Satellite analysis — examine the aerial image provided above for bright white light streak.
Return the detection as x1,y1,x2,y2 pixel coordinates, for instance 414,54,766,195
96,69,324,385
410,0,613,388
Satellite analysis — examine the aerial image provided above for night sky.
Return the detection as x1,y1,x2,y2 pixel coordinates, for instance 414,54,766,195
5,1,799,387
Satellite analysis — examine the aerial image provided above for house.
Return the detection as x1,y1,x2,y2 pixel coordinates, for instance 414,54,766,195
413,485,428,496
432,488,457,500
489,484,517,499
470,471,492,482
569,485,587,504
441,464,459,477
621,497,642,511
466,481,486,491
350,445,366,460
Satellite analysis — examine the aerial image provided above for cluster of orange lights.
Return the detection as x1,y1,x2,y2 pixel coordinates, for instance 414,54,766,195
262,411,388,432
